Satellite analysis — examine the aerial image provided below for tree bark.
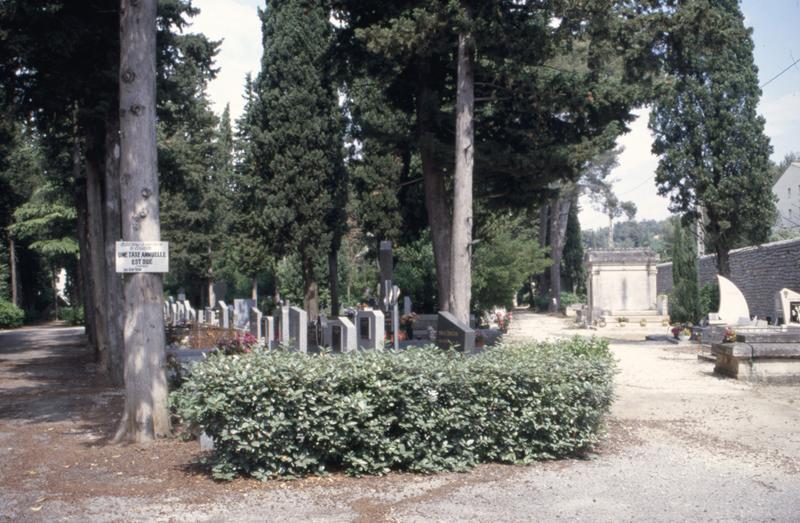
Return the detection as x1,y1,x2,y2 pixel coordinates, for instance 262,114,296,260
607,214,614,248
251,277,258,302
450,19,474,325
328,249,339,317
73,132,96,349
8,237,17,308
302,256,319,321
103,109,125,385
715,244,731,278
85,147,110,368
115,0,170,443
417,83,452,312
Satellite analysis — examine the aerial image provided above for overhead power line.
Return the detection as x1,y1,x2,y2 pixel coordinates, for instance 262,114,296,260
761,55,800,89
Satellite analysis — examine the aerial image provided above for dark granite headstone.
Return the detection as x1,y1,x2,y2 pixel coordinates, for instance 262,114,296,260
790,302,800,324
332,325,342,353
359,316,370,339
436,311,475,352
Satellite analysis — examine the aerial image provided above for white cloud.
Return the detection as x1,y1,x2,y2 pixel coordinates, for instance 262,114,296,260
190,0,263,120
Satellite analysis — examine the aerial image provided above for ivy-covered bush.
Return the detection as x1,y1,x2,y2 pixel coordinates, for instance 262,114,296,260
0,299,24,329
173,337,615,480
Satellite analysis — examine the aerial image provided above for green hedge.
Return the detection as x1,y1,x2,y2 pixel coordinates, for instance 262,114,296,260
173,337,615,480
0,299,24,329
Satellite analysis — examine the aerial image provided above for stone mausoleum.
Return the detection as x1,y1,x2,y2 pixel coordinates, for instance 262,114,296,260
585,248,668,325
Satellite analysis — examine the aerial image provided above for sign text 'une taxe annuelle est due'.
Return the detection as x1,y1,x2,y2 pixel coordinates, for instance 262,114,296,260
115,241,169,273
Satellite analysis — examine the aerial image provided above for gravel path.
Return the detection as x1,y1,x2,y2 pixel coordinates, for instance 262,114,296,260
1,318,799,522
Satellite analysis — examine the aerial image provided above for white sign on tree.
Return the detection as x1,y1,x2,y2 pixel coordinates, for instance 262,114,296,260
115,241,169,273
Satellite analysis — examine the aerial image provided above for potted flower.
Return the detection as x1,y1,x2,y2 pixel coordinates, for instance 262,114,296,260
475,330,485,348
678,328,691,342
400,312,417,339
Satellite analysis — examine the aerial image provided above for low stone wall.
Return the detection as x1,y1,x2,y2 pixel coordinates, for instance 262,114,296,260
656,238,800,318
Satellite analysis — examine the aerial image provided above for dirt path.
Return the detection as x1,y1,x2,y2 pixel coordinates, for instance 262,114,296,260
1,320,799,522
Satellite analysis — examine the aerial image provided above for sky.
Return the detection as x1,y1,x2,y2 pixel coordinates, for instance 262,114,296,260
190,0,800,230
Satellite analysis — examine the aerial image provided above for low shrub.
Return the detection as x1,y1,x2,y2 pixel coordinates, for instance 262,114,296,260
559,292,583,310
60,307,85,326
0,299,24,329
173,337,615,480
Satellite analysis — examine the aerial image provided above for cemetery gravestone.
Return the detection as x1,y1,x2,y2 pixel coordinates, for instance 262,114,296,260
234,299,256,331
775,288,800,326
274,305,290,346
436,311,475,352
403,296,412,316
716,275,752,325
288,306,308,353
250,307,263,339
357,309,385,350
324,317,357,353
262,316,276,349
217,301,230,329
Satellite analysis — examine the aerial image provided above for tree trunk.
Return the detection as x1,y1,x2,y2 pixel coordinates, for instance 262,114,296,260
8,237,17,308
716,244,731,278
73,132,96,349
115,0,170,443
302,256,319,321
548,196,572,312
537,204,550,306
251,277,258,302
85,148,110,368
328,249,339,317
417,83,451,312
450,19,474,325
607,214,614,248
103,109,125,385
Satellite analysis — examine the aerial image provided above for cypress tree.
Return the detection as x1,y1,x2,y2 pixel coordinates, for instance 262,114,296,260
650,0,775,277
253,0,344,319
561,198,586,297
670,218,700,324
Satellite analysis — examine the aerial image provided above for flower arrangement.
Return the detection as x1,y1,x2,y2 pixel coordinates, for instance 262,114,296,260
216,332,259,356
495,310,512,333
722,327,737,343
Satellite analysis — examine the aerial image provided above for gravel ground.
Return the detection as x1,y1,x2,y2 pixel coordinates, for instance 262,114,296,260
1,315,799,522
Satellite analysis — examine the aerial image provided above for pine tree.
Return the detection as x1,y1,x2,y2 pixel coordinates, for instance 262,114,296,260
253,0,345,319
650,0,775,277
670,218,700,324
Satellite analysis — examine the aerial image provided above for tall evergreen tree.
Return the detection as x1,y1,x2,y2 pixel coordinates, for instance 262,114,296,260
333,1,661,312
670,218,700,323
253,0,345,320
561,199,586,296
650,0,774,277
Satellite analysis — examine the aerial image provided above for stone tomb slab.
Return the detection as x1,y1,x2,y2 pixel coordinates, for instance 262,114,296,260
357,310,384,350
436,311,475,352
325,317,356,353
712,330,800,383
